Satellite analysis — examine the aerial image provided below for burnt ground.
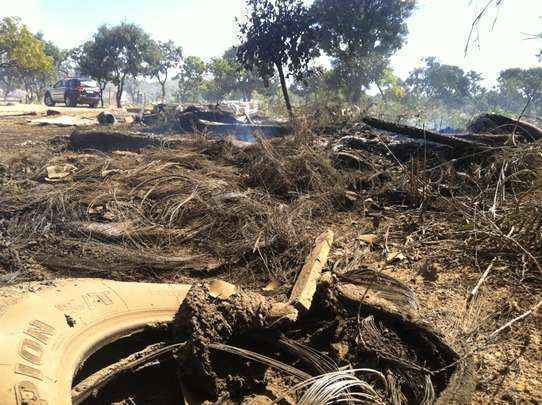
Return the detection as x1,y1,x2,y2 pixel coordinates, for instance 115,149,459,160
0,105,541,404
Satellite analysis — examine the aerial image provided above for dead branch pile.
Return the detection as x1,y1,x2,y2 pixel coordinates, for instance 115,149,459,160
468,113,542,141
3,132,374,281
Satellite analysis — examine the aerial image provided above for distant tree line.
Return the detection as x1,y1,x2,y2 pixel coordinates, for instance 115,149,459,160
1,0,541,120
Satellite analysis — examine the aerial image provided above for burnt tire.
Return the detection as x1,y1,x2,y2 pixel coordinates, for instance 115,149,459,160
0,278,191,405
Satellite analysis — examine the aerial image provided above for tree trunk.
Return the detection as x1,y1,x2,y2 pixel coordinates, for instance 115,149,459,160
99,82,106,108
375,82,385,99
160,82,166,101
349,85,362,104
116,80,124,108
275,62,292,117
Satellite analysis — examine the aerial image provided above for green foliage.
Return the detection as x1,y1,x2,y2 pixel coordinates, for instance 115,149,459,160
20,33,71,102
223,47,265,101
148,40,183,98
238,0,320,113
495,67,542,114
86,23,156,107
204,57,237,103
406,57,483,108
290,66,343,105
310,0,415,103
376,68,407,100
0,17,53,71
175,56,207,103
73,41,114,106
0,17,53,101
203,47,266,103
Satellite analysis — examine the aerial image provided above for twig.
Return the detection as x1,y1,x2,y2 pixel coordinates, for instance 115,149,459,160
487,300,542,341
434,300,541,375
467,258,496,306
465,0,504,55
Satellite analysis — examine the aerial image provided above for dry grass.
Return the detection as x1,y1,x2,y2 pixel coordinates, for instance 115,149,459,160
1,135,343,281
396,141,542,283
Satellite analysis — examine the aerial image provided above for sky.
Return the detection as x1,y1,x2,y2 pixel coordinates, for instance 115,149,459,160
2,0,542,87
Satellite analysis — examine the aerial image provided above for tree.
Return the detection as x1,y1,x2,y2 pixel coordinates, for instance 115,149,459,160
238,0,320,115
89,23,155,107
0,67,19,101
21,34,70,102
496,68,542,114
406,57,483,108
124,77,142,104
371,67,407,102
0,17,53,70
73,41,114,107
175,56,207,103
38,34,69,77
290,66,333,103
204,57,236,103
204,48,267,103
223,47,265,101
311,0,415,103
148,40,183,100
0,17,53,101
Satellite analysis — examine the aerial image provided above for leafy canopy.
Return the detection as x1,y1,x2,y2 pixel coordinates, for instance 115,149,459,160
311,0,415,60
238,0,319,82
310,0,415,102
0,17,53,72
175,56,207,103
204,47,265,102
92,23,155,85
148,40,183,97
406,57,483,108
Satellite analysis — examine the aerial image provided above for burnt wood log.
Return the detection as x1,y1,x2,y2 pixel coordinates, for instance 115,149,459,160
362,116,488,153
468,113,542,141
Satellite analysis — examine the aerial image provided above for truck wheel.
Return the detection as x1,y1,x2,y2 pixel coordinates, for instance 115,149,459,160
0,278,191,405
44,93,55,107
